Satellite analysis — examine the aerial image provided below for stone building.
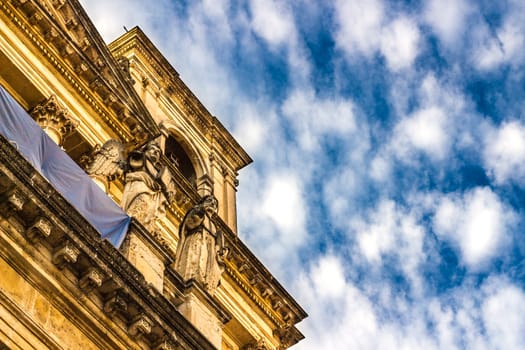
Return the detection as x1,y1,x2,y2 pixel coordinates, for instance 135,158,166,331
0,1,306,349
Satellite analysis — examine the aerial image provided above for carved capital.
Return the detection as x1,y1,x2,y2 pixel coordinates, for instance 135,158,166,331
103,290,128,317
79,267,104,293
26,216,53,243
52,241,80,269
128,314,153,339
29,95,78,145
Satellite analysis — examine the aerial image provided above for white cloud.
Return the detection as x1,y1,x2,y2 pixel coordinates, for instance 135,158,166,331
296,267,525,350
380,17,421,71
311,255,347,299
433,187,515,268
472,1,525,70
386,74,469,164
393,106,450,160
80,0,174,41
198,0,235,42
351,198,426,293
484,121,525,184
261,174,306,238
369,153,391,182
423,0,471,46
483,282,525,349
232,101,275,155
249,0,296,48
334,0,384,57
334,0,421,71
356,200,397,263
282,88,356,151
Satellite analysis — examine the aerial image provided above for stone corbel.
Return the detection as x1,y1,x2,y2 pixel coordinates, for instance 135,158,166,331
51,0,66,9
273,327,295,350
52,240,80,269
103,289,128,317
282,311,295,325
238,262,251,273
128,314,153,339
249,274,262,286
79,267,105,293
243,339,270,350
28,12,43,25
4,189,27,211
261,286,274,299
11,0,29,7
154,338,179,350
30,172,53,198
271,299,283,312
65,17,78,30
25,216,53,243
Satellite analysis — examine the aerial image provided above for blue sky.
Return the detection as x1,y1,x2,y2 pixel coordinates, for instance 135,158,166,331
81,0,525,348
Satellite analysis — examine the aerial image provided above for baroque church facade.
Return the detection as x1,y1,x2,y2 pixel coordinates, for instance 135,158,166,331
0,1,306,349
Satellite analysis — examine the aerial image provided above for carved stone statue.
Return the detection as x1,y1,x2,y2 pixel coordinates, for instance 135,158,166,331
120,141,175,231
174,195,228,295
84,139,127,191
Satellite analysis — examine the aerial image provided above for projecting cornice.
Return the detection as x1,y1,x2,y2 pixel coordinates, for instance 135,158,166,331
108,26,253,172
3,0,160,144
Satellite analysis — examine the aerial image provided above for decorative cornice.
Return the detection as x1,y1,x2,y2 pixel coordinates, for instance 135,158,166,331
2,0,160,144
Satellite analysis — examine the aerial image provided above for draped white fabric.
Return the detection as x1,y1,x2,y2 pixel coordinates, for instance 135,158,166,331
0,86,130,247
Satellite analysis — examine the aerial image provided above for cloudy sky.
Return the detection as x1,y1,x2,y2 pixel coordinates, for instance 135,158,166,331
80,0,525,348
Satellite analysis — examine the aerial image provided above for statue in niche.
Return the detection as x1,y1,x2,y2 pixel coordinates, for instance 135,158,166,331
121,141,176,231
174,195,229,295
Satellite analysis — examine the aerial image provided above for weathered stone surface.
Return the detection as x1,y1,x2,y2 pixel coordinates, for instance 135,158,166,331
178,293,223,349
121,231,165,291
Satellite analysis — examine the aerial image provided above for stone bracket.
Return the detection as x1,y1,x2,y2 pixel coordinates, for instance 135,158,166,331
128,314,153,339
25,216,53,243
2,189,28,211
103,289,128,317
79,267,105,293
52,240,80,269
154,338,179,350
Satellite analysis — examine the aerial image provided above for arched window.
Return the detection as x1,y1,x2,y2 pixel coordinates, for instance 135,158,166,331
164,135,197,186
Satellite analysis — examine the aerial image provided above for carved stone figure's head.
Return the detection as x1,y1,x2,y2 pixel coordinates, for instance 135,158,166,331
200,195,218,216
144,141,162,164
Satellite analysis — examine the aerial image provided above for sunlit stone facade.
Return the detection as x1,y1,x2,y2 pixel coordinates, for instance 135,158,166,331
0,1,306,349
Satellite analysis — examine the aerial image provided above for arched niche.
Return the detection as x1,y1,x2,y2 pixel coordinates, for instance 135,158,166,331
159,121,206,188
165,135,196,184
